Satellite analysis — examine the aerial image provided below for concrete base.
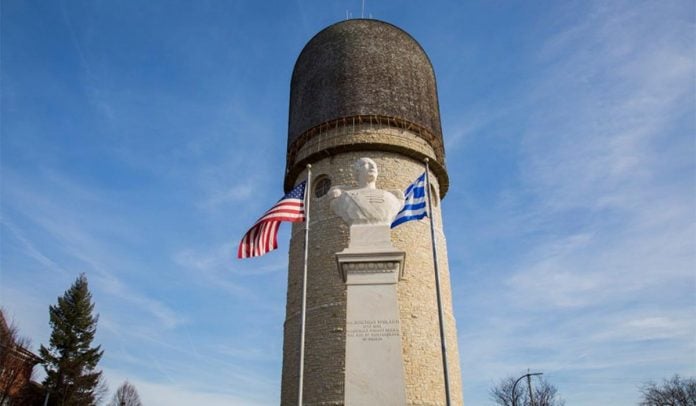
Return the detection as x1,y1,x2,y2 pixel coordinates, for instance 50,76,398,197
337,250,407,406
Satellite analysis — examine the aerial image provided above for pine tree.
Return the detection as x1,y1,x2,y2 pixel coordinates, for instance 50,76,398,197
40,274,105,405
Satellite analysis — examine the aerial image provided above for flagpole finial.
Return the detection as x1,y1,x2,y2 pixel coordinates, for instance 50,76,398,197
307,163,312,169
424,157,429,163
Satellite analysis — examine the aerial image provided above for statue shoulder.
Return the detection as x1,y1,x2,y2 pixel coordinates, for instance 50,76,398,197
328,185,351,199
388,189,405,201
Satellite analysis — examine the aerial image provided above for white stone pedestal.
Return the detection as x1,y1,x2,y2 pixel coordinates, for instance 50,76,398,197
337,250,407,406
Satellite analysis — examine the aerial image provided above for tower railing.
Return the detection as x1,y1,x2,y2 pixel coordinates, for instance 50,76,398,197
285,114,447,192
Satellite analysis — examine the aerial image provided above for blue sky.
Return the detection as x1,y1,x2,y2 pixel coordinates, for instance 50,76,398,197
1,1,694,405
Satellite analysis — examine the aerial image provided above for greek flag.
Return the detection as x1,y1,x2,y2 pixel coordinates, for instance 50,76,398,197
391,172,428,228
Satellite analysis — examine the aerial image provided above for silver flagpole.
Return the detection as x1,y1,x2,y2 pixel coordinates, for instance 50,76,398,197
424,158,452,406
298,164,312,406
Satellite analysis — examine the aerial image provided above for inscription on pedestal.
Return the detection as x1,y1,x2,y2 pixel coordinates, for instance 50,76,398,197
347,319,400,342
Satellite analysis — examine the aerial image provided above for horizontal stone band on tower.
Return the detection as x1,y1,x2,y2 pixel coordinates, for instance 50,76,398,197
285,114,449,197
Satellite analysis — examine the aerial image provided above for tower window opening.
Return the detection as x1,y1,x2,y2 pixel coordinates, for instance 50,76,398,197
314,175,332,198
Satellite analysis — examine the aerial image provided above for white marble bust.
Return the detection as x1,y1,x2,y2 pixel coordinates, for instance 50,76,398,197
329,158,405,227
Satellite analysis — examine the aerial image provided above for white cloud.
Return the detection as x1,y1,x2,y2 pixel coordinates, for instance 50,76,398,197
455,2,695,404
1,220,68,275
201,183,254,208
2,169,187,330
596,316,694,342
102,368,274,406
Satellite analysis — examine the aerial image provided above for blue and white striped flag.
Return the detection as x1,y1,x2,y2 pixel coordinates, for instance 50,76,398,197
391,172,428,228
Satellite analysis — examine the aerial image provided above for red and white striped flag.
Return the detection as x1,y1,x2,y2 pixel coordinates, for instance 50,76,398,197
237,181,307,259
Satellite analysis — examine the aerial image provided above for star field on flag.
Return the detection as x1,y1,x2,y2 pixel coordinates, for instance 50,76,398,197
238,181,306,259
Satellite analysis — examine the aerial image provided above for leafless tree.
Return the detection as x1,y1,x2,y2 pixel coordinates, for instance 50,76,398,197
0,308,40,405
490,375,565,406
109,380,143,406
639,375,696,406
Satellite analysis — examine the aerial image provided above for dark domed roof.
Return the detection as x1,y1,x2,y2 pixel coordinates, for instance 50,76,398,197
285,19,448,193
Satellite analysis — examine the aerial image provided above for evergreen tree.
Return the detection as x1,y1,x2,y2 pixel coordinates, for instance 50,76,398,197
40,274,104,405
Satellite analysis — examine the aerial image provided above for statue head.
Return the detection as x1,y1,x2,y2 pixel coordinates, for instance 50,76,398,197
353,158,378,187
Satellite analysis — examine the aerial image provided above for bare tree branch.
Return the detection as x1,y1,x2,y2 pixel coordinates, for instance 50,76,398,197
639,375,696,406
0,308,40,405
490,375,565,406
109,380,143,406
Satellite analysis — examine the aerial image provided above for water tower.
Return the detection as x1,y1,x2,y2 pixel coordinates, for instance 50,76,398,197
281,19,463,405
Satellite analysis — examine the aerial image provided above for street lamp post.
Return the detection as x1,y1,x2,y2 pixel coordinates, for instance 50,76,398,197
512,371,543,406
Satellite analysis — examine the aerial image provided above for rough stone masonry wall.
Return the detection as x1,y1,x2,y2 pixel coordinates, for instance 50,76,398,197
280,125,463,406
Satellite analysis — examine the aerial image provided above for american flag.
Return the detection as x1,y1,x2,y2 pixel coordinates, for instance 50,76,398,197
237,181,307,259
